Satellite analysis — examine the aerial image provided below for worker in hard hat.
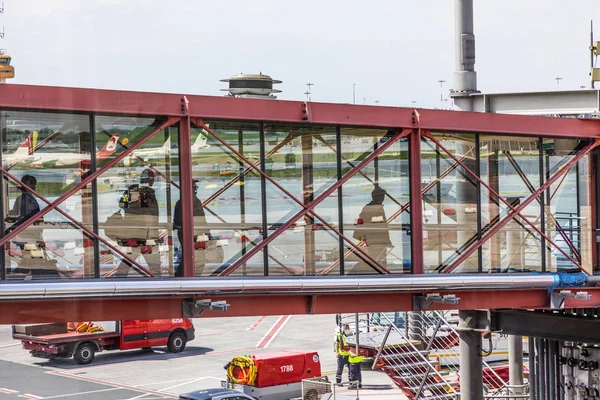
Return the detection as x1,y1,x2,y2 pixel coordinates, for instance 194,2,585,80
334,323,351,385
348,347,366,389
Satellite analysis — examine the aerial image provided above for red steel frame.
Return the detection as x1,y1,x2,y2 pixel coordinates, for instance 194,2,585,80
193,118,410,276
0,84,599,321
0,85,600,323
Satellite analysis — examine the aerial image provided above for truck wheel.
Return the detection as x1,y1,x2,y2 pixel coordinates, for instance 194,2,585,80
74,343,95,365
167,331,187,353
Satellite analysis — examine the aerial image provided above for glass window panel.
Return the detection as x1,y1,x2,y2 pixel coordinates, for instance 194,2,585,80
341,128,409,275
192,121,264,276
543,138,592,273
96,116,178,278
480,135,542,272
423,133,478,273
2,111,92,279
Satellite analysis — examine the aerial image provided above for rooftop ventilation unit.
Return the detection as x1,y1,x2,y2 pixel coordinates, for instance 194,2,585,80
220,73,282,99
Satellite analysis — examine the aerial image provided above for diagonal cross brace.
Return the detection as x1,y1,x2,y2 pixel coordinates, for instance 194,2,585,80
437,135,600,274
193,118,411,276
196,119,408,276
426,131,586,272
0,117,181,249
0,169,153,276
504,150,581,261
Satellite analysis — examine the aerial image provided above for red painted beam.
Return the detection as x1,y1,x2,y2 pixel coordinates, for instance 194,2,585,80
0,84,599,138
2,288,600,324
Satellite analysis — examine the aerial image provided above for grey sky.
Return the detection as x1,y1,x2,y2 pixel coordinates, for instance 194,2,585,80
5,0,600,108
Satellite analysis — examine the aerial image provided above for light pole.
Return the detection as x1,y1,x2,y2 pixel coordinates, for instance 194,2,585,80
353,84,356,105
306,82,314,101
411,100,417,108
363,97,367,105
438,79,446,109
375,100,380,106
555,77,562,88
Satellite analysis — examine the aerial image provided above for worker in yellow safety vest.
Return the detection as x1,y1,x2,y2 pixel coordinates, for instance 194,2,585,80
334,324,351,384
348,347,366,389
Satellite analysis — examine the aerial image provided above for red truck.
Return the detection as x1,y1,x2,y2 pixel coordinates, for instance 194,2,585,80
13,319,195,365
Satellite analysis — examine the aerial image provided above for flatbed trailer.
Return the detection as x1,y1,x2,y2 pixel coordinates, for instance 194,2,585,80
13,319,195,364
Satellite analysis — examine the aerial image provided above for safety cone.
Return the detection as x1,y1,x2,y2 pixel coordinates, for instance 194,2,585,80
67,322,75,331
435,356,441,371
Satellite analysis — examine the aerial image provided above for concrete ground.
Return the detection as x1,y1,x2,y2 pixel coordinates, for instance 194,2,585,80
0,315,405,399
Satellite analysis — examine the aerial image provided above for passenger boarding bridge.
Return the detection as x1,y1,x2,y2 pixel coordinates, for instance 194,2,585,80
0,84,600,323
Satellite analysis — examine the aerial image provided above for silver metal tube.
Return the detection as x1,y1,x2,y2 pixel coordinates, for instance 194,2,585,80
0,274,563,300
371,324,392,370
454,0,477,93
459,310,484,400
509,335,524,400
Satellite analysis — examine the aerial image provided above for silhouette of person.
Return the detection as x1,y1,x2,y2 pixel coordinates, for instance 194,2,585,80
11,175,40,223
174,179,212,277
351,185,392,274
112,168,162,277
8,175,58,278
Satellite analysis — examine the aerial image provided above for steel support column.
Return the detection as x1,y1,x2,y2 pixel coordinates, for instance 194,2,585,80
529,337,536,400
179,113,195,277
459,310,484,400
509,335,524,400
410,128,424,274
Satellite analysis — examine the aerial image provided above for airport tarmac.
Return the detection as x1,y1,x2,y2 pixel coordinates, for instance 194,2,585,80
0,315,405,399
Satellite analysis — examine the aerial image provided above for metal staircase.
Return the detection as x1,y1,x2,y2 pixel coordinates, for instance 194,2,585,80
342,311,517,399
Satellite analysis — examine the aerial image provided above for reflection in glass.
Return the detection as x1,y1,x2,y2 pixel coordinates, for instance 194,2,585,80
480,136,542,272
422,133,478,273
2,111,92,279
191,121,264,276
543,138,593,273
341,128,410,275
96,117,178,277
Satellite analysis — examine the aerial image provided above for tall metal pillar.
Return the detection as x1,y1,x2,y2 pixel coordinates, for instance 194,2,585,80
509,335,524,399
409,129,424,274
459,310,483,400
537,338,546,400
407,312,423,349
451,0,478,111
529,337,536,400
179,115,195,277
548,339,556,400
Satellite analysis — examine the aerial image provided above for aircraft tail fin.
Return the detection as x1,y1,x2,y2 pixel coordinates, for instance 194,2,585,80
97,133,120,160
14,133,33,156
192,131,208,149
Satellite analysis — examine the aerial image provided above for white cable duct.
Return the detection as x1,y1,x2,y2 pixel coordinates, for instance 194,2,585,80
0,274,564,300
